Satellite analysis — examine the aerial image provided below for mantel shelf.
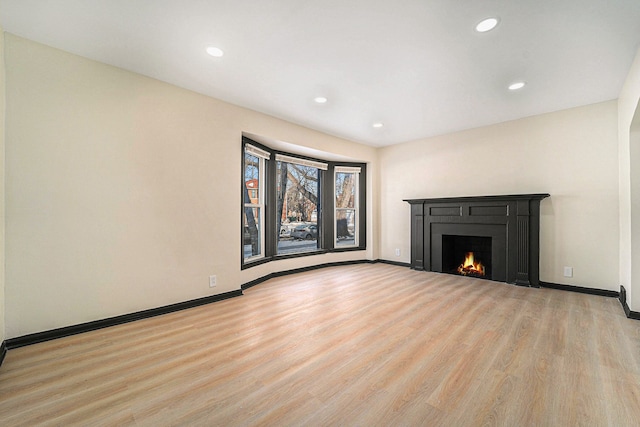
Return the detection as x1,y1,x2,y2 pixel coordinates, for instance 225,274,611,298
404,193,550,204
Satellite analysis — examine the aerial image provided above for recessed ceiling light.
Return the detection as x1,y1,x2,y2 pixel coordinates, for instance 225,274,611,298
372,122,384,128
314,96,328,104
508,81,526,91
475,17,499,33
206,46,224,57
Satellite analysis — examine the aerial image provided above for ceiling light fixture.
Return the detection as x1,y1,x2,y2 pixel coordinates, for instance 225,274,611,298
508,81,526,91
314,96,328,104
475,17,499,33
206,46,224,57
372,122,384,128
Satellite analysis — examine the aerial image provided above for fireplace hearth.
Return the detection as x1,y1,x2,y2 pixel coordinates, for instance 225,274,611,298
404,194,549,287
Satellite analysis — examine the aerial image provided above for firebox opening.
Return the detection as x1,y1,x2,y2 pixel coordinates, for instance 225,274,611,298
442,235,492,279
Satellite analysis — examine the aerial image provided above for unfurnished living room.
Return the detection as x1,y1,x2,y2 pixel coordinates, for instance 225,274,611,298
0,0,640,425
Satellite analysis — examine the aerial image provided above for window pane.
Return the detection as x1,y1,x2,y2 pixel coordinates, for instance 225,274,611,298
244,153,259,198
335,172,355,209
336,171,357,247
243,207,262,259
243,150,263,261
276,161,319,255
336,209,356,247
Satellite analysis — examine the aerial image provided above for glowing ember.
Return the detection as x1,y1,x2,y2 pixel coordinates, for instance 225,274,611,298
457,252,486,277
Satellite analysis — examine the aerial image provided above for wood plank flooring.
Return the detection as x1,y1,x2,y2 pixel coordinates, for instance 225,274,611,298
1,263,639,426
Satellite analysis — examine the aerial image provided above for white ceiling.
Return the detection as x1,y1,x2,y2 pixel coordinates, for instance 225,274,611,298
1,0,639,147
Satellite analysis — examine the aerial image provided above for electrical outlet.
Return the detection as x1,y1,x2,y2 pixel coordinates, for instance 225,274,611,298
563,267,573,278
209,275,217,287
395,248,401,257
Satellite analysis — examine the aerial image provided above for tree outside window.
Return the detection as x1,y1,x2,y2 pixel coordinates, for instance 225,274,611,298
276,161,319,255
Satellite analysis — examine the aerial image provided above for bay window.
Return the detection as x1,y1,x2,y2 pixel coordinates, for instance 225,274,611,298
242,137,366,268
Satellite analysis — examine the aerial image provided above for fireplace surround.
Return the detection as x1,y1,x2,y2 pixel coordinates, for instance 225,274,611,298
404,194,549,287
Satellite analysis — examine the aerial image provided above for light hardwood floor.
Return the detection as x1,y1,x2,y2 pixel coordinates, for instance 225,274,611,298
1,263,639,426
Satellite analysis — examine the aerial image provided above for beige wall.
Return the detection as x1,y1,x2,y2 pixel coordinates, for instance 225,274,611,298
619,47,640,312
3,34,378,338
2,31,633,339
0,28,5,344
379,101,620,290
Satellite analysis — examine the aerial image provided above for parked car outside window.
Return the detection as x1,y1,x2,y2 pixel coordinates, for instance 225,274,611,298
290,224,318,240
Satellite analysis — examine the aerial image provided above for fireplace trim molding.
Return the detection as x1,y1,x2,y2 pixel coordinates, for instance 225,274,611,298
404,193,550,287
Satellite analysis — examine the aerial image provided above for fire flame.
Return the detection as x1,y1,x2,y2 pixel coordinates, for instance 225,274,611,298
457,252,486,276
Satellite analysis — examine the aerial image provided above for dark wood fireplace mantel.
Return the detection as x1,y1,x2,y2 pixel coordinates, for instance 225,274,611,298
404,194,550,287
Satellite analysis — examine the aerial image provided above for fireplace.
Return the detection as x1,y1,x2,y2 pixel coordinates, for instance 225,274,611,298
442,235,492,278
404,194,549,287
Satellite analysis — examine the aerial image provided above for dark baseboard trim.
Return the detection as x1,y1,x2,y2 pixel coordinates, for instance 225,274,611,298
272,259,376,278
8,262,637,354
0,341,7,368
5,289,243,350
620,285,628,315
540,281,619,298
241,259,377,291
241,259,414,291
244,260,639,323
619,286,640,320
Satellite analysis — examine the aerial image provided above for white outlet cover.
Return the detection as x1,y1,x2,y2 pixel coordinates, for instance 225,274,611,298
563,267,573,278
209,275,217,287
